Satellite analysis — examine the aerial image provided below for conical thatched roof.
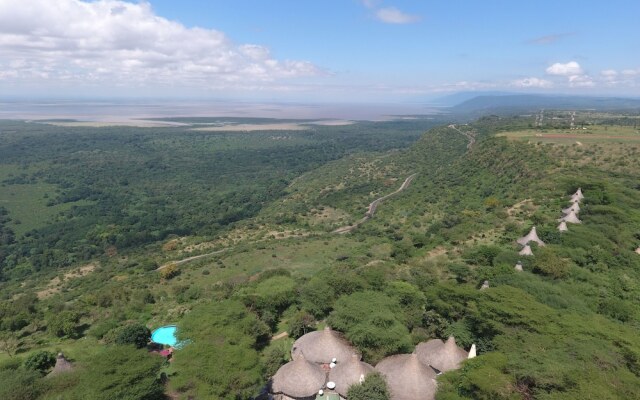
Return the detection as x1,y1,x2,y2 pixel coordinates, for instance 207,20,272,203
519,245,533,256
376,353,437,400
560,211,581,224
48,353,73,377
574,188,584,200
328,354,375,397
272,354,327,398
562,203,580,215
468,344,477,359
415,337,469,373
557,221,568,232
291,327,358,364
516,227,545,247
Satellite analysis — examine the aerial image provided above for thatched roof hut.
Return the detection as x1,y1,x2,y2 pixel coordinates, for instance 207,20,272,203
560,211,581,224
573,188,584,200
292,327,358,364
376,353,437,400
272,354,327,399
519,245,533,256
557,221,568,232
328,354,374,397
47,353,73,377
415,337,469,373
562,203,580,215
516,227,545,247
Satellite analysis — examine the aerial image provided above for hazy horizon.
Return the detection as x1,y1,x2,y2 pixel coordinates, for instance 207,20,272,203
1,0,639,102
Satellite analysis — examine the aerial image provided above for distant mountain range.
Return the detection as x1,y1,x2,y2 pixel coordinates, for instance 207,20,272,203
444,93,640,114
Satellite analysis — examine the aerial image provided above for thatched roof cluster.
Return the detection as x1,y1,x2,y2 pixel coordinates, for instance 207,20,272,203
291,326,359,364
273,328,474,400
558,188,584,230
272,354,326,398
376,354,437,400
516,226,544,257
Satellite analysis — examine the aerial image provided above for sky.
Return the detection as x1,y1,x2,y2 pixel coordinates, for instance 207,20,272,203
1,0,639,102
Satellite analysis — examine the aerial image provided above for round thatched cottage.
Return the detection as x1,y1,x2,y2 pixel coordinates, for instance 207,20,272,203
291,327,359,364
271,354,326,400
415,337,469,373
328,354,375,398
375,353,437,400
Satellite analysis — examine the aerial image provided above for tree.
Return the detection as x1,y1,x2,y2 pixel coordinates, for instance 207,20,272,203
0,334,19,358
171,300,269,399
115,324,151,349
347,372,390,400
72,346,164,400
47,311,81,338
287,310,315,339
328,291,412,363
24,350,56,374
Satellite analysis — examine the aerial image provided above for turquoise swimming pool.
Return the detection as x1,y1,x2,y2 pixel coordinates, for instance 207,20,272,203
151,325,178,347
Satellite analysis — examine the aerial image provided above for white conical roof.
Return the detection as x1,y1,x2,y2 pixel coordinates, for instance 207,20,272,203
574,188,584,199
562,203,580,215
516,227,545,247
468,344,477,359
519,245,533,256
480,280,490,290
514,262,523,272
570,194,582,203
557,221,568,232
560,211,581,224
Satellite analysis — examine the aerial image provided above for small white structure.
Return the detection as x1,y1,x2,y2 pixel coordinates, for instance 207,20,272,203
519,245,533,256
516,227,545,247
574,188,584,200
560,211,581,224
480,280,490,290
635,247,640,255
468,344,477,359
515,261,523,272
557,221,568,232
562,203,580,215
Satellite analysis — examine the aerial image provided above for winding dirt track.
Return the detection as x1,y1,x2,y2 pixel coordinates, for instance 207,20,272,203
448,124,476,149
333,173,417,234
156,248,229,271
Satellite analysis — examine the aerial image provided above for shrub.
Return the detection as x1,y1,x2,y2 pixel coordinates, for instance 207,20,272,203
115,324,151,349
24,350,56,374
347,372,390,400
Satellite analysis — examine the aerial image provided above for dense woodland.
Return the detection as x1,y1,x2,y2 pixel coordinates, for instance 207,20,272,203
1,111,640,399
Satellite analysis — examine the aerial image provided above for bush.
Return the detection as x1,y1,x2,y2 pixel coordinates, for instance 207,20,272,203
47,311,81,338
24,350,56,374
115,324,151,349
347,372,390,400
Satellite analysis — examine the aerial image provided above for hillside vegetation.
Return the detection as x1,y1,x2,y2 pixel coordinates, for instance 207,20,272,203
1,111,639,399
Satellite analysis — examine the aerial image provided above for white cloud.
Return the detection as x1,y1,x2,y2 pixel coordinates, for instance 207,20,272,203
546,61,584,76
511,77,553,88
375,7,421,24
568,74,595,87
622,68,640,76
0,0,322,91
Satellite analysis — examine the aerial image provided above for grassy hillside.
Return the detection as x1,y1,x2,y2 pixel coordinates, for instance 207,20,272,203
1,112,639,399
